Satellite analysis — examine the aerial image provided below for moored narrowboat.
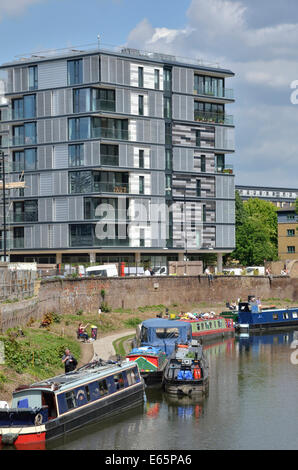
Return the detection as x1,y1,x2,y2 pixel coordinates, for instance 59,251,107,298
126,346,167,385
163,340,209,396
236,301,298,331
0,359,144,447
177,313,234,341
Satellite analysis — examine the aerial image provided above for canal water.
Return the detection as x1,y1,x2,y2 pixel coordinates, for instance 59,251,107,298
48,330,298,451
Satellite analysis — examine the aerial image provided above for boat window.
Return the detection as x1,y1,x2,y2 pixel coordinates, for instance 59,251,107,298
283,313,289,320
217,320,221,328
273,314,278,320
200,323,204,330
141,327,149,342
196,324,201,331
98,379,109,397
126,368,137,386
293,312,298,319
155,328,179,339
113,373,125,391
85,385,90,401
65,390,76,410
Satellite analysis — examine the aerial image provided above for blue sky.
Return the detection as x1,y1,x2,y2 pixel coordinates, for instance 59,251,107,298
1,0,298,188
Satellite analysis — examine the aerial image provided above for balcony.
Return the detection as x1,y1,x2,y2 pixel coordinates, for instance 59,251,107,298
12,135,37,146
194,86,234,100
92,99,116,113
100,154,119,166
216,164,234,175
194,110,233,125
93,182,129,194
13,212,38,223
92,127,129,141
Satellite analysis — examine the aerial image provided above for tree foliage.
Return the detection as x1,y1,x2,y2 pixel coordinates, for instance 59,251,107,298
232,194,278,265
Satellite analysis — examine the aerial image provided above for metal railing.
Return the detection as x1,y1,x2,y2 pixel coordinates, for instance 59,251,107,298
194,110,233,125
194,86,234,100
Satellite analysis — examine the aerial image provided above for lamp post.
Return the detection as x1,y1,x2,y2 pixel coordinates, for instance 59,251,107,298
0,150,7,261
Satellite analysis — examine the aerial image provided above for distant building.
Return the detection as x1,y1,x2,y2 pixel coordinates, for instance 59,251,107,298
277,206,298,261
236,185,298,207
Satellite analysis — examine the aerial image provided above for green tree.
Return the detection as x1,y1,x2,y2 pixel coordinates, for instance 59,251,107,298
232,197,278,265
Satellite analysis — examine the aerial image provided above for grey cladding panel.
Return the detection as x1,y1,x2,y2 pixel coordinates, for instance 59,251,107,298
38,60,67,89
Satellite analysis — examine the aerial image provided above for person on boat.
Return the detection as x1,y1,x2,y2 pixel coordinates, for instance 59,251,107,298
78,322,89,342
62,348,78,373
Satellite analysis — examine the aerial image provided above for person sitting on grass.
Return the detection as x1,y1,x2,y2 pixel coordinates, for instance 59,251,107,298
78,322,89,342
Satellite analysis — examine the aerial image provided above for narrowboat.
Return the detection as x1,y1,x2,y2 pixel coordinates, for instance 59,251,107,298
0,359,144,447
236,301,298,331
162,340,209,396
126,346,167,385
177,313,234,341
127,319,192,384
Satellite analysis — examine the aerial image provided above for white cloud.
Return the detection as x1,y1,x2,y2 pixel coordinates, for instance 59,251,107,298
126,0,298,187
0,0,44,20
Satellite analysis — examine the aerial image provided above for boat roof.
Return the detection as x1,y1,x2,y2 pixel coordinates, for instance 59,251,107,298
141,318,191,329
13,360,136,395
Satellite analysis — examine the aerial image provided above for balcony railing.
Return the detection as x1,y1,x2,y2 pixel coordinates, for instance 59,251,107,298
194,110,233,125
13,212,38,223
93,182,129,193
92,99,116,113
100,154,119,166
194,86,234,100
92,127,129,141
216,164,234,174
12,135,37,146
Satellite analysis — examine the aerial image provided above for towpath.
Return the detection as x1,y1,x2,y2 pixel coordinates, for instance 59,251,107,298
91,329,135,361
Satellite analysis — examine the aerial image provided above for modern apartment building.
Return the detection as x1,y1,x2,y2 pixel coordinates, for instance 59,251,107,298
236,185,298,208
0,45,235,269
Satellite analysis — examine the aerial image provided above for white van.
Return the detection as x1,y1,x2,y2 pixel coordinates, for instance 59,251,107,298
86,264,118,277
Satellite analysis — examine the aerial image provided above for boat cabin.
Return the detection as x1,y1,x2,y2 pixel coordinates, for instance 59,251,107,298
136,319,192,356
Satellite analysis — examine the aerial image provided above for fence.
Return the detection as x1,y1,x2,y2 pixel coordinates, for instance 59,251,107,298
0,266,37,301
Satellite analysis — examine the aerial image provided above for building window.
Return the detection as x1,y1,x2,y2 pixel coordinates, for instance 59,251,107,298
165,149,172,170
287,229,295,237
68,117,91,140
28,66,38,91
138,95,144,115
163,68,172,92
138,67,144,88
154,69,160,90
195,130,201,147
164,96,171,119
196,180,201,197
140,228,145,247
139,149,144,169
202,204,206,222
69,144,84,167
68,59,83,85
73,88,91,113
13,122,36,146
201,155,206,173
13,226,24,248
13,148,37,171
287,246,296,253
13,200,38,222
165,123,172,146
139,176,144,194
91,88,115,112
100,144,119,166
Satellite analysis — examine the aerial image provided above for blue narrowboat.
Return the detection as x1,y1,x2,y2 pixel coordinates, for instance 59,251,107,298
0,359,144,447
126,319,192,384
237,301,298,331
